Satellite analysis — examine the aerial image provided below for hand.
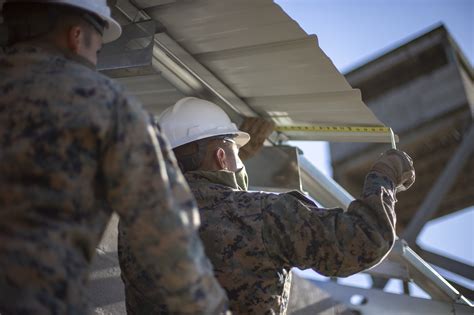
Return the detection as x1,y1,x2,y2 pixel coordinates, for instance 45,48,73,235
238,117,275,160
370,149,415,192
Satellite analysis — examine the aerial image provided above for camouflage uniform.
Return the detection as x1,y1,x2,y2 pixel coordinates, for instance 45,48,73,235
185,169,398,315
0,44,226,314
118,118,228,315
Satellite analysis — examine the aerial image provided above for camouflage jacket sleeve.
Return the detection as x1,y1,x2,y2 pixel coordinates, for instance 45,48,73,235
261,171,397,277
103,95,227,314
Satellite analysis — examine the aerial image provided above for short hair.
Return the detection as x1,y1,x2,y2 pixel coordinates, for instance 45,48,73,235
173,136,235,173
173,141,206,173
3,3,105,45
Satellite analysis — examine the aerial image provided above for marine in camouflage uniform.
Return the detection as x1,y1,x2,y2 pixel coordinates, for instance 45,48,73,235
0,2,226,314
117,118,228,315
159,97,416,315
185,168,399,314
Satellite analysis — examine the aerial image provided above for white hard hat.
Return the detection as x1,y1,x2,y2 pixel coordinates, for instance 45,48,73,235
4,0,121,43
159,97,250,149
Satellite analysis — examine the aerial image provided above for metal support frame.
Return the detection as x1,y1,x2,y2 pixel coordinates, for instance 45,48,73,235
403,124,474,244
446,281,474,302
365,259,410,281
313,280,473,315
392,240,471,305
298,156,352,209
371,276,389,290
417,247,474,281
416,247,474,301
403,280,410,295
97,20,156,76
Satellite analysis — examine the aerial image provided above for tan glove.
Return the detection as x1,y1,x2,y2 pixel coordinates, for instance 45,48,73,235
238,117,275,160
370,149,415,192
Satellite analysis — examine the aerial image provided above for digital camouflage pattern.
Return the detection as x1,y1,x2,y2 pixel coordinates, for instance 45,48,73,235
118,118,228,315
185,169,398,315
0,44,226,314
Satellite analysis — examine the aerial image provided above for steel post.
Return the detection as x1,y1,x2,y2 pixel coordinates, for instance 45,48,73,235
403,124,474,244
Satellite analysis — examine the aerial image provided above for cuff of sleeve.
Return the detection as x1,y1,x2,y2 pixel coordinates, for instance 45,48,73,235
362,171,396,199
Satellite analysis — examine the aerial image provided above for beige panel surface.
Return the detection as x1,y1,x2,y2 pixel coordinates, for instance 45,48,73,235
147,0,305,54
112,0,387,141
142,0,385,139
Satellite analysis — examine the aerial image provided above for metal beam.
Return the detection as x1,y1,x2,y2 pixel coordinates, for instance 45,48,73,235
403,281,410,295
313,280,473,315
403,124,474,244
298,155,352,209
97,20,156,75
447,281,474,302
371,276,389,290
390,240,472,305
364,259,410,282
417,247,474,281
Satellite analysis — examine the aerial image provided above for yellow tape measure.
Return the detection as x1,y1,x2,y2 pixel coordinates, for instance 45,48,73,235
275,125,390,133
275,125,397,149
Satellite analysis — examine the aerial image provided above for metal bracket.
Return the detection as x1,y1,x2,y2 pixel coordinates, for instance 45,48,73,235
97,19,156,77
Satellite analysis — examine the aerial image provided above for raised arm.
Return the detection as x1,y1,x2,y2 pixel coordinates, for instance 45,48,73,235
262,149,415,277
102,94,227,314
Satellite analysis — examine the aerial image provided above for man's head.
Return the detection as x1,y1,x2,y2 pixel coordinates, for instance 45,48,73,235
2,0,121,66
173,135,244,173
159,97,250,174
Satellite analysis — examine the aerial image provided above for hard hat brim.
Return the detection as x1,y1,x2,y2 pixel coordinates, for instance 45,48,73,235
101,15,122,43
234,131,251,148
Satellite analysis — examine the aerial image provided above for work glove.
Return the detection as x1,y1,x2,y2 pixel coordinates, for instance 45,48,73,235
239,117,275,160
370,149,415,193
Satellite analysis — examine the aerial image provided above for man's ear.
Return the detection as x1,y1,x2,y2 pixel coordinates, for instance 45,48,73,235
67,25,82,53
216,147,227,170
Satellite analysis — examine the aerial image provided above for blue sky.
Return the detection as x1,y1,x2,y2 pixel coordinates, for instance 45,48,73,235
277,0,473,295
275,0,473,72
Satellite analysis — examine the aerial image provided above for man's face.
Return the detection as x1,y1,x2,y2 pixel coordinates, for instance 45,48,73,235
76,29,103,66
225,142,244,172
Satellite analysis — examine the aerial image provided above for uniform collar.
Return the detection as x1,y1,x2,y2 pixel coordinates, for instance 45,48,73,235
186,170,242,190
4,42,95,70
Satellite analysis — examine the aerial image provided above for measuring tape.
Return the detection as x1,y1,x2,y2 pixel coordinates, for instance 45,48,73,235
275,125,397,149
